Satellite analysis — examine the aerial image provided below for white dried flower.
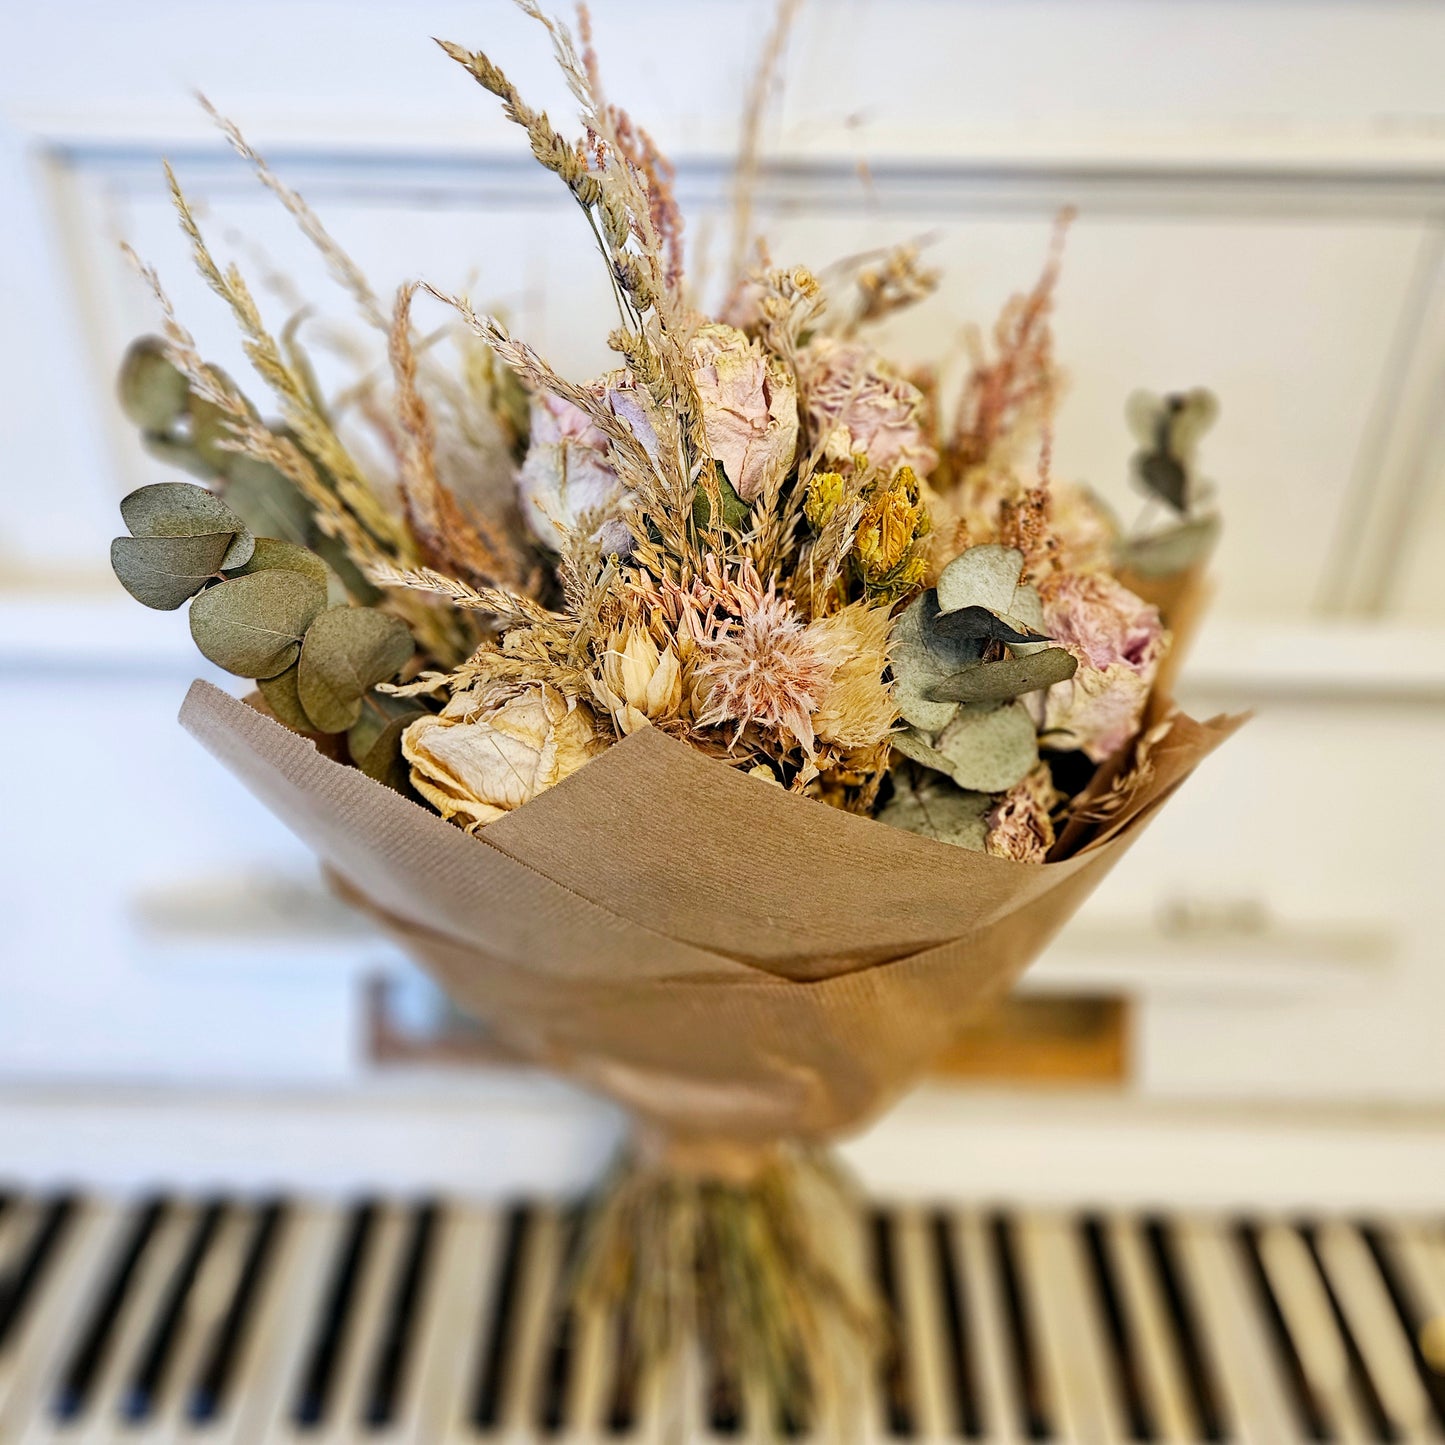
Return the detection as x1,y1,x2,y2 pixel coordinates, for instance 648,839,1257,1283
591,626,683,735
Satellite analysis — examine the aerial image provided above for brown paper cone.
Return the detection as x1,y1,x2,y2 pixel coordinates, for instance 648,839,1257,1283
181,680,1243,1145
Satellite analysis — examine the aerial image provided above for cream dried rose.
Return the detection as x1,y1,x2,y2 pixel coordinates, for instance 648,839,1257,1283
1036,572,1168,762
402,685,606,830
689,322,799,502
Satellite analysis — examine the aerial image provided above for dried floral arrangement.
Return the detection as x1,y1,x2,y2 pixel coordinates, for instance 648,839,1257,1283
108,3,1238,1428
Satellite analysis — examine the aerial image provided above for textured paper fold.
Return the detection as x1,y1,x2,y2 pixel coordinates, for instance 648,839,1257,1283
181,679,1242,1143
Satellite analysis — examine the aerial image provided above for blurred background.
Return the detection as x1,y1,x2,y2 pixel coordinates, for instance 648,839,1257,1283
2,3,1445,1438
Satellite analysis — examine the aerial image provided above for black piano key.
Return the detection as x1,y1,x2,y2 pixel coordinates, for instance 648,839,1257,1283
1142,1217,1226,1443
53,1197,167,1420
188,1199,287,1423
293,1200,380,1429
990,1212,1051,1441
1080,1216,1155,1442
122,1199,228,1421
1360,1224,1445,1431
931,1213,983,1438
0,1193,76,1354
537,1208,583,1436
870,1210,915,1437
471,1205,532,1430
362,1200,440,1429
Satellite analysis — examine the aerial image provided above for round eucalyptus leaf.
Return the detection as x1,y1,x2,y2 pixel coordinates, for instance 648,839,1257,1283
110,532,235,611
257,664,315,733
927,647,1077,705
936,700,1039,793
117,337,190,432
350,709,426,792
297,607,416,734
189,569,327,679
936,544,1023,616
878,777,990,851
140,433,219,483
1116,513,1221,578
221,454,314,544
119,480,254,570
890,728,958,775
227,536,329,588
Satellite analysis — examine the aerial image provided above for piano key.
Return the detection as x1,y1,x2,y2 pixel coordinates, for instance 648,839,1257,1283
1174,1215,1300,1444
1254,1220,1370,1442
49,1195,168,1422
1102,1215,1196,1442
187,1199,287,1426
930,1212,983,1439
953,1211,1018,1443
1361,1222,1445,1432
292,1198,384,1429
1018,1211,1121,1444
535,1208,585,1437
1,1203,122,1443
556,1276,611,1440
1312,1220,1437,1442
868,1209,915,1438
122,1199,228,1420
0,1198,76,1360
222,1205,350,1445
498,1208,561,1435
989,1212,1052,1440
1078,1215,1156,1442
363,1200,440,1429
1398,1222,1445,1379
890,1208,951,1441
1142,1215,1228,1442
470,1204,532,1431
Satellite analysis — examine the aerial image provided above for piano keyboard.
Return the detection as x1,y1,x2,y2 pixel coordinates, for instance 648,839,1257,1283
0,1191,1443,1442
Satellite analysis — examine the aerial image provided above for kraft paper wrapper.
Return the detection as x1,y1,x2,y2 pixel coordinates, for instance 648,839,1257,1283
180,680,1242,1147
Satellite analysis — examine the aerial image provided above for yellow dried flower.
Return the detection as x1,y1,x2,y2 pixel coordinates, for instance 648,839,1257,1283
804,471,846,531
854,466,930,593
591,626,683,735
402,684,606,831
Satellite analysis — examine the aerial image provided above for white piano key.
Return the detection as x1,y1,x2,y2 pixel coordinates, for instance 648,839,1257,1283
221,1204,347,1445
1314,1219,1438,1442
1175,1216,1299,1444
498,1207,562,1435
553,1270,611,1443
430,1206,506,1445
952,1212,1018,1443
0,1200,43,1398
892,1208,950,1441
1255,1220,1368,1442
64,1202,198,1445
0,1204,120,1445
1018,1212,1122,1444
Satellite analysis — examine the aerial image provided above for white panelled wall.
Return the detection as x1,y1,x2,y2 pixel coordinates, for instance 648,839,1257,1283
4,1,1445,1193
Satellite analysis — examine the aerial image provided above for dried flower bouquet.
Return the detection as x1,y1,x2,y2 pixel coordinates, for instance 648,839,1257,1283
107,2,1240,1426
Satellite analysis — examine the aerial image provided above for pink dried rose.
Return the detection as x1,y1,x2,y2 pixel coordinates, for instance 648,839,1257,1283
985,764,1060,862
800,336,938,477
689,322,799,501
517,371,665,554
1036,572,1168,762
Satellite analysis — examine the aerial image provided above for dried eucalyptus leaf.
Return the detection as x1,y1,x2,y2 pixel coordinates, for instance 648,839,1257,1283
1116,513,1222,578
140,433,218,483
117,337,190,432
890,728,957,774
927,647,1077,705
891,591,986,733
297,607,416,733
934,605,1042,647
189,570,327,679
256,665,315,733
119,481,254,570
350,709,426,792
936,544,1023,615
221,454,314,545
110,532,234,611
228,536,329,588
936,700,1039,792
878,777,990,851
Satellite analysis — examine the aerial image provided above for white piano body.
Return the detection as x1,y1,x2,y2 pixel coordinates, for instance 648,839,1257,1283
2,2,1445,1438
